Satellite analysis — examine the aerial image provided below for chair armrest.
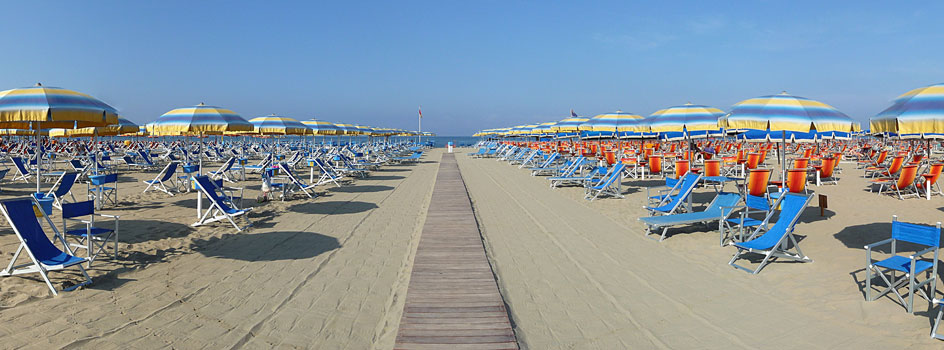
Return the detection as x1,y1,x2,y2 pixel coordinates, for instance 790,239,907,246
912,246,938,259
98,213,120,219
864,238,893,250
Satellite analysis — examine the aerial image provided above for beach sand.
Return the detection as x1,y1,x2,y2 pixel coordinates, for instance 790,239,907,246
3,147,944,349
456,152,944,349
0,149,441,348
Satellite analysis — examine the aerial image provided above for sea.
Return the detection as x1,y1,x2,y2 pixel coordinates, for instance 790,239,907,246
428,136,481,148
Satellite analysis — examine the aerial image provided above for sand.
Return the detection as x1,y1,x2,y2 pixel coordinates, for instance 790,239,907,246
456,151,944,349
0,149,441,349
3,147,943,349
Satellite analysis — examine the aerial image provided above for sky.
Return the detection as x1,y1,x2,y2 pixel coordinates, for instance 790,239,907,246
2,1,943,135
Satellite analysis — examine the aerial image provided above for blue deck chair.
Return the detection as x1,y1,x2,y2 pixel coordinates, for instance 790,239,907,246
865,216,940,314
276,162,317,199
719,193,772,247
122,155,148,170
646,175,685,206
46,172,79,209
550,165,605,188
528,153,560,175
517,150,542,168
87,173,119,209
645,173,703,216
0,198,91,295
585,163,627,201
61,200,119,267
312,159,345,187
209,157,237,183
639,192,742,242
143,161,180,196
193,175,252,231
0,168,8,190
728,192,814,274
10,157,31,182
238,154,271,174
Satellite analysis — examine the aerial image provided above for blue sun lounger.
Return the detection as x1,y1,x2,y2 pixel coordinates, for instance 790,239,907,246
728,192,814,274
143,161,180,196
585,163,626,201
645,173,702,216
550,165,605,188
193,175,252,231
0,198,92,295
639,192,742,242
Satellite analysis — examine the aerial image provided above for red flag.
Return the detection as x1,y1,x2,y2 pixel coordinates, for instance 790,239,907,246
418,106,423,119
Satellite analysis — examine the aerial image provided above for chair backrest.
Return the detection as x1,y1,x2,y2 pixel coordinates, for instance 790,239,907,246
0,199,66,262
61,200,95,219
875,150,888,164
895,164,918,189
746,153,762,169
10,157,29,174
887,155,905,174
70,159,84,169
219,157,235,171
763,193,812,239
891,217,941,247
53,172,79,197
745,193,770,211
0,168,8,179
707,192,743,215
792,157,809,169
649,155,662,173
786,168,807,193
802,148,813,158
819,157,836,177
747,169,771,196
194,175,236,213
674,160,689,179
90,173,118,186
704,159,721,177
123,156,136,165
160,162,180,182
925,163,944,186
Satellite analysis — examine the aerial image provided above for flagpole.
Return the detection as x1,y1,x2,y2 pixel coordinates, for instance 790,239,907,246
418,105,422,146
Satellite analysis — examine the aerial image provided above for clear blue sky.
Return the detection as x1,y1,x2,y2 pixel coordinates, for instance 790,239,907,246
3,1,942,135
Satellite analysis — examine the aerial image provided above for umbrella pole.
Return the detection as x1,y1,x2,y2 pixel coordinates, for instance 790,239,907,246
782,130,787,181
35,121,41,194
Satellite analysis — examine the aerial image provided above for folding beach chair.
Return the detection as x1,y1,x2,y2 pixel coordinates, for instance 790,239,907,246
865,216,940,314
312,159,345,187
528,152,560,174
550,165,605,188
143,161,180,196
192,175,252,231
275,162,317,199
10,157,32,182
61,200,119,267
728,192,814,274
0,198,92,295
87,173,119,209
45,172,79,209
0,168,8,191
585,163,626,201
121,156,148,170
640,192,741,242
645,173,702,216
209,157,237,183
872,164,919,199
720,193,773,247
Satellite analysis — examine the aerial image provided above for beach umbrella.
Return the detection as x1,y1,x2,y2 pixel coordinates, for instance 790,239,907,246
579,111,644,135
151,103,252,174
725,92,858,179
0,84,118,193
302,118,340,135
872,83,944,139
333,123,359,135
247,115,309,135
648,103,725,138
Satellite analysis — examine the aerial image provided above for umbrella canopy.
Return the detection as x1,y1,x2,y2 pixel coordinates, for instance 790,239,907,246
533,122,557,136
334,123,359,135
302,119,341,135
0,83,119,129
725,92,858,133
69,117,140,137
872,83,944,135
580,111,645,132
648,103,725,132
551,116,589,133
150,103,252,136
354,125,375,136
247,114,310,135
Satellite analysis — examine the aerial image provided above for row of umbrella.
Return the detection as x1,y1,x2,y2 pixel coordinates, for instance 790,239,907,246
476,92,863,139
0,83,431,194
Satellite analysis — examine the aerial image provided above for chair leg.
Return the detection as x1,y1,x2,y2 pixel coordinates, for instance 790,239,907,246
933,300,944,340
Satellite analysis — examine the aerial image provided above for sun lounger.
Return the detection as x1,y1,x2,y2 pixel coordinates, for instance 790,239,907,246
585,163,626,201
640,192,741,242
143,161,180,196
728,192,813,274
645,173,702,216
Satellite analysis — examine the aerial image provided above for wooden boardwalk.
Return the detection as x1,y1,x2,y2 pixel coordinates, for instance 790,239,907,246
395,153,518,350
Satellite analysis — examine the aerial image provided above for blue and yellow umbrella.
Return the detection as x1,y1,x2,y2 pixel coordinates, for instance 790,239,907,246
0,83,118,129
725,92,858,133
579,111,645,138
872,83,944,137
302,119,341,135
648,103,725,133
150,103,252,136
247,115,310,135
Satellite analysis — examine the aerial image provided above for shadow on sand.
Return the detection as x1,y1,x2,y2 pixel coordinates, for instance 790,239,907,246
193,231,340,261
